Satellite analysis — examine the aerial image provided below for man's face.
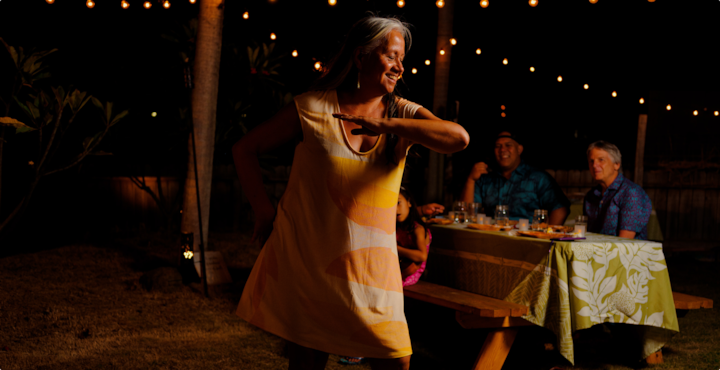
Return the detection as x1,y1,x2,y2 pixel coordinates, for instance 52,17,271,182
494,137,523,171
588,148,620,184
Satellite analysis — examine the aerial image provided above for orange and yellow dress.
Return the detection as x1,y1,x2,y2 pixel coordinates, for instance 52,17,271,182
236,90,422,359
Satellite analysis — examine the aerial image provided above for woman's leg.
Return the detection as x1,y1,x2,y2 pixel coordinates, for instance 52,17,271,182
287,341,329,370
368,355,411,370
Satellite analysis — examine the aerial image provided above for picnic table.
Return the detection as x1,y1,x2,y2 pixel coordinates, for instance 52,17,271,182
423,224,679,365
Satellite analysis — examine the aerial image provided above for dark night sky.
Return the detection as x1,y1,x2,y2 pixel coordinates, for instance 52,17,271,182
1,0,719,173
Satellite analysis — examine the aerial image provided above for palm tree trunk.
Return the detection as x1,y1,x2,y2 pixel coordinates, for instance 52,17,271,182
181,0,225,252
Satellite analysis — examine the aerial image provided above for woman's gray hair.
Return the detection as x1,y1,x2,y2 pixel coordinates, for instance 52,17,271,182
311,14,412,91
587,141,622,166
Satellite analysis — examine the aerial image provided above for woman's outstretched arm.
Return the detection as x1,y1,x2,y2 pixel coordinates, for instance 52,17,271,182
232,103,302,245
332,107,470,154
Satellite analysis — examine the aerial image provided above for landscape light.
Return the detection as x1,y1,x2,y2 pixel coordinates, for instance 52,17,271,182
480,0,489,8
639,98,644,104
529,66,535,72
86,0,95,8
425,60,431,65
292,50,298,57
476,48,482,55
450,38,457,45
411,68,417,74
397,0,405,7
502,58,508,65
436,0,444,8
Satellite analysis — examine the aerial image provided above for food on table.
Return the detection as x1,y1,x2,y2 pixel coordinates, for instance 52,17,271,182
467,223,513,231
426,218,454,225
550,225,574,233
517,230,574,239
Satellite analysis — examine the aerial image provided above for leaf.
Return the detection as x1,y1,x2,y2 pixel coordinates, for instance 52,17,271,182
644,311,664,327
89,150,113,156
109,110,128,126
571,276,589,292
597,275,617,301
577,306,594,317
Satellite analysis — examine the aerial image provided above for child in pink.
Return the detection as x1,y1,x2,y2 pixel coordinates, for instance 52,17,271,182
396,187,431,286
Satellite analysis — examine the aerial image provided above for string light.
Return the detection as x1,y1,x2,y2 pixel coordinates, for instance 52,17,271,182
328,0,337,6
501,105,506,110
436,0,444,8
502,58,508,65
501,112,506,117
639,97,644,104
647,0,655,2
292,50,298,57
411,68,417,74
715,111,719,116
243,11,249,19
144,1,152,8
270,33,277,40
425,59,431,65
439,49,445,55
121,0,129,8
476,48,482,55
529,0,538,7
529,66,535,72
450,38,457,45
163,0,170,8
480,0,489,8
584,84,589,89
397,0,405,7
86,0,95,8
189,0,196,3
589,0,598,3
557,76,563,82
314,61,322,71
46,0,55,4
666,104,672,111
151,112,158,117
612,91,617,97
693,110,699,116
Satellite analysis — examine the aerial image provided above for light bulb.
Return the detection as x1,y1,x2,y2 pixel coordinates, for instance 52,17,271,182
589,0,598,3
715,111,719,116
639,98,644,104
648,0,655,2
121,0,129,8
480,0,489,8
411,68,417,74
270,33,276,40
439,49,445,55
397,0,405,7
529,66,535,72
436,0,444,8
666,104,671,111
329,0,337,5
425,59,431,65
151,112,158,117
314,61,322,71
86,0,95,8
501,112,506,117
189,0,196,3
163,1,170,8
502,58,508,65
450,38,457,45
529,0,538,7
501,105,506,110
612,91,617,97
476,48,482,55
693,110,698,116
46,0,55,4
584,84,589,90
292,50,298,57
144,1,152,8
557,76,563,82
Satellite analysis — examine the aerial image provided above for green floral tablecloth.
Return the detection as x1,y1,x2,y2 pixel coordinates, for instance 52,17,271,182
424,225,678,365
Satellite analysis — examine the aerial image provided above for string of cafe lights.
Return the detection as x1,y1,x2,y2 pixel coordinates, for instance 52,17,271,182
44,0,718,117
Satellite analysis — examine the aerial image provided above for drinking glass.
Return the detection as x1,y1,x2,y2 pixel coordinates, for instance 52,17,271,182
467,202,480,223
495,205,509,226
532,209,548,231
452,201,466,223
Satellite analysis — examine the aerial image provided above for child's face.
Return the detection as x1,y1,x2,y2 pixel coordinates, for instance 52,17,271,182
397,193,411,223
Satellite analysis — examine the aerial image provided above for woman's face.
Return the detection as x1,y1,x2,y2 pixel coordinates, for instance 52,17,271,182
397,193,411,223
359,30,405,95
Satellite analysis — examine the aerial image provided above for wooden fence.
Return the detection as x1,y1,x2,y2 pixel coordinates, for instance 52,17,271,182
85,165,719,242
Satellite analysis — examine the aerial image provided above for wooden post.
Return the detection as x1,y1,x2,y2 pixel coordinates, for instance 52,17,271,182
634,114,648,187
426,0,454,203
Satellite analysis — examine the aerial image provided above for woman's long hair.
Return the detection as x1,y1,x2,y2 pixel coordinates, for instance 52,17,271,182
397,186,426,236
311,14,412,165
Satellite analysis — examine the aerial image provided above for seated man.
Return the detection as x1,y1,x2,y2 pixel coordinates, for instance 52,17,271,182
461,131,569,224
584,141,651,239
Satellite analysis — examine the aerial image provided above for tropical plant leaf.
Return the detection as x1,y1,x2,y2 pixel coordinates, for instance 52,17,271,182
110,110,128,126
0,116,36,133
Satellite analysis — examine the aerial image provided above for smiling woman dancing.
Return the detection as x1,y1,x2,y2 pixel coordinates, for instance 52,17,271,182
233,14,469,370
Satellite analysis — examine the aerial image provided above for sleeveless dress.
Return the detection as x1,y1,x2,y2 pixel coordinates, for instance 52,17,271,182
397,222,431,287
236,90,422,359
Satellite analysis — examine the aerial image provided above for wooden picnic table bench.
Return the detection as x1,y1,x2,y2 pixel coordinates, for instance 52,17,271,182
404,281,713,368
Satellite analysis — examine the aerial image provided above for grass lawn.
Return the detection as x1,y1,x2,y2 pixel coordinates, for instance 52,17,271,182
0,230,718,369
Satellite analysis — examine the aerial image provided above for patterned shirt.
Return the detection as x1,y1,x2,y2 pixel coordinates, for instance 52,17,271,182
473,162,570,220
584,173,651,240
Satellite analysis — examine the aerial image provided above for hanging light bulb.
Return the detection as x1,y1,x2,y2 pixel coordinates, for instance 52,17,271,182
589,0,598,3
397,0,405,7
666,104,672,111
715,111,719,116
411,68,418,74
480,0,489,8
502,58,508,65
46,0,55,4
439,49,445,55
163,0,170,8
189,0,196,3
86,0,95,8
476,48,482,55
121,0,129,8
450,38,457,45
639,98,645,104
328,0,337,6
501,112,506,117
501,105,506,110
529,0,538,7
647,0,655,2
584,84,589,90
292,50,298,57
425,60,431,65
270,33,277,40
557,76,563,82
243,11,249,19
612,91,617,97
144,1,152,8
436,0,444,8
693,110,698,116
529,66,535,72
314,61,322,71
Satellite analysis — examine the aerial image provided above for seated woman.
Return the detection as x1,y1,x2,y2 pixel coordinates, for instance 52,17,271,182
584,141,652,239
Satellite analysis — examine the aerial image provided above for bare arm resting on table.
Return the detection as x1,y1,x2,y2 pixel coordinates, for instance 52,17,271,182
231,103,302,246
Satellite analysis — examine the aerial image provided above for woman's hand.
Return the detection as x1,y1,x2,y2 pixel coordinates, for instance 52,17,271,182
332,113,385,136
252,204,276,247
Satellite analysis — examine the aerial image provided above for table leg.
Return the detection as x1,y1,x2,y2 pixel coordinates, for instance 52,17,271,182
471,328,518,370
646,350,663,364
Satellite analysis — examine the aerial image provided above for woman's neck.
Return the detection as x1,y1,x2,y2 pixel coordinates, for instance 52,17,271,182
337,89,386,114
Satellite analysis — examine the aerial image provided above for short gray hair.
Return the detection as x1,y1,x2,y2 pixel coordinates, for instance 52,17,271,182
311,14,412,91
587,141,622,166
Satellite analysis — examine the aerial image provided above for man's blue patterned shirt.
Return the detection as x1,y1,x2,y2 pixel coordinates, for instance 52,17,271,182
584,173,652,240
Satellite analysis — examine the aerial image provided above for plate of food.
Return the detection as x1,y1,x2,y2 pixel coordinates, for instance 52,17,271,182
467,223,514,232
425,218,454,225
516,230,575,240
550,225,574,233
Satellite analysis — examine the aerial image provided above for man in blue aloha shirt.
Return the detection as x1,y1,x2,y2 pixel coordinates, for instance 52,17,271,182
584,141,651,240
461,131,570,224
